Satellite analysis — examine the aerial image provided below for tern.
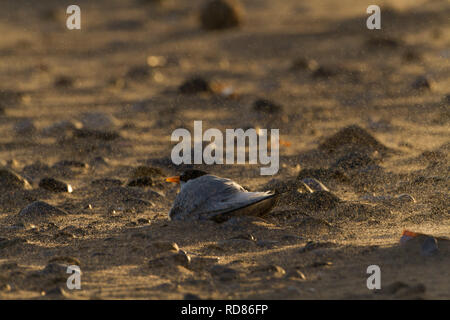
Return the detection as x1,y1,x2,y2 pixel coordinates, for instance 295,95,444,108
166,169,278,222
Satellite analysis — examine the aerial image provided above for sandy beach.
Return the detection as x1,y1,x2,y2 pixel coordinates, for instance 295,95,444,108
0,0,449,299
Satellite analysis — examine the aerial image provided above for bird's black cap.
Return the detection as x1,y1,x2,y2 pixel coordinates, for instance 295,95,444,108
180,169,208,182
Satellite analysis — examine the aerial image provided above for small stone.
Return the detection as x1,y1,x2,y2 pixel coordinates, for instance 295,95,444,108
411,75,431,91
311,65,338,79
14,119,37,136
48,256,81,266
252,265,286,278
148,251,191,268
252,99,282,114
41,263,69,276
0,168,32,190
0,283,11,292
42,120,82,137
209,265,239,281
184,293,201,300
256,240,279,248
80,112,117,131
43,286,70,299
421,237,438,256
178,77,211,94
286,269,306,280
301,178,329,192
18,201,68,220
53,160,88,169
291,58,319,71
54,75,74,88
137,218,151,224
126,65,151,79
396,194,416,203
200,0,243,31
299,241,335,253
230,233,256,241
148,241,180,253
39,177,73,193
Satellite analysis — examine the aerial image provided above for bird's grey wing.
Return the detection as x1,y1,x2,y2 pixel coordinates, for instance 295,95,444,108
198,191,278,221
169,175,245,220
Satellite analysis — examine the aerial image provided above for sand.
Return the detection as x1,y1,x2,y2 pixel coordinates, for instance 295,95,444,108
0,0,449,299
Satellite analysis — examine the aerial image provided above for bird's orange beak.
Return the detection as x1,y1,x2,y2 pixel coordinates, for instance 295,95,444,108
165,176,180,183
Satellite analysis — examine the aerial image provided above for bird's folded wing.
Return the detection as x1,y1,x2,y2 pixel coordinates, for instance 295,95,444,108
169,175,245,220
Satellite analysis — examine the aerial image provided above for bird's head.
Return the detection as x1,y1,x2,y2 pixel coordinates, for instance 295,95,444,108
166,169,208,188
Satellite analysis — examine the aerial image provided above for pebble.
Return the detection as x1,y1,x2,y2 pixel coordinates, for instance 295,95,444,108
48,256,81,266
148,251,191,268
421,237,438,256
14,119,37,136
291,58,318,71
54,75,74,88
41,262,69,276
0,284,12,292
42,120,82,137
396,194,416,203
184,293,201,300
285,269,306,280
80,112,117,131
411,75,431,91
252,265,286,278
147,241,180,253
39,177,73,193
252,99,282,114
301,178,330,192
200,0,243,31
42,287,70,299
299,241,335,253
137,218,151,224
0,168,32,190
209,265,239,281
53,160,88,169
178,77,211,94
18,201,68,220
125,65,151,79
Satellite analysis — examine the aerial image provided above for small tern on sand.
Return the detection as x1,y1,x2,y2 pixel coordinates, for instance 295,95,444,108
166,170,278,222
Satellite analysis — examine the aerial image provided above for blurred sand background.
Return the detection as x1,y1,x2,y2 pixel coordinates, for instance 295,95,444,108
0,0,449,299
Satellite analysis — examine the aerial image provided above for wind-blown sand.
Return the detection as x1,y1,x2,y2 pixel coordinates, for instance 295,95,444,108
0,0,449,299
